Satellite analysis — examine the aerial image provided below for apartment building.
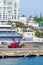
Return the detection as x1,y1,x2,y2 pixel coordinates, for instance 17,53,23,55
0,0,20,22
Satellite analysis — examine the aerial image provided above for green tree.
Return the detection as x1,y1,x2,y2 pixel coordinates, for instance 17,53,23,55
16,22,26,28
35,31,43,38
35,31,40,37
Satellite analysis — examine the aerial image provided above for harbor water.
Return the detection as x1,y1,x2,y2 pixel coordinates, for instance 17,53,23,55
0,57,43,65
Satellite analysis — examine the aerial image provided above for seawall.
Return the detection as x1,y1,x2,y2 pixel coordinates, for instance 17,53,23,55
0,48,43,58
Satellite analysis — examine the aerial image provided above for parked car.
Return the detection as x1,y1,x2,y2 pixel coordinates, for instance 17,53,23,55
8,42,20,48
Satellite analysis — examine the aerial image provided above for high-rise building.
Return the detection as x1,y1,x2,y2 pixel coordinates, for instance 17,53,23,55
0,0,20,22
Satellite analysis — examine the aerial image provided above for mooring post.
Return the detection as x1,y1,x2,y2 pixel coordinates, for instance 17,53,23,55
2,55,4,58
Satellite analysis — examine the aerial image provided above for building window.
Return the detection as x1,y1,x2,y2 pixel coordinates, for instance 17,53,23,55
14,15,16,19
14,3,17,8
3,15,5,20
0,15,1,18
12,15,13,19
0,15,1,20
14,12,16,15
18,15,19,19
6,15,7,20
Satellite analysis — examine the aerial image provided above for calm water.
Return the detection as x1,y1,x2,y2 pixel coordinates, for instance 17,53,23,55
0,57,43,65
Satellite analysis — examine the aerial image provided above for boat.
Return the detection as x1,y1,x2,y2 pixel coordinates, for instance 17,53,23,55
0,24,22,44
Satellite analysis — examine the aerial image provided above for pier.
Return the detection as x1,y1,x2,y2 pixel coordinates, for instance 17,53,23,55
0,48,43,58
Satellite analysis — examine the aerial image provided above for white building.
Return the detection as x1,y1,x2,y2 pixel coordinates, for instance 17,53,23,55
16,27,23,34
23,28,35,38
20,16,27,25
27,19,38,28
0,0,20,22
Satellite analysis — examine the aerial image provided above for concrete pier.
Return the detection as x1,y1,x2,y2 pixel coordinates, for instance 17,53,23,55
0,48,43,58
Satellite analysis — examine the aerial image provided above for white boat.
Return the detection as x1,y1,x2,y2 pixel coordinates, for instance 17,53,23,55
0,24,22,44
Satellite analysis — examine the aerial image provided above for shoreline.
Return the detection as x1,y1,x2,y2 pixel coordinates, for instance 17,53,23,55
0,48,43,58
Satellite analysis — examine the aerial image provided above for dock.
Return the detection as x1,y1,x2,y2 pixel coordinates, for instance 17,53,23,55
0,48,43,58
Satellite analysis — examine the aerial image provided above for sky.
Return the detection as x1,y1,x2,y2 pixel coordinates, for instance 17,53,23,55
20,0,43,18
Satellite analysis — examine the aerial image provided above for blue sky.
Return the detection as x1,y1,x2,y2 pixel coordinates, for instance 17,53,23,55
20,0,43,18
